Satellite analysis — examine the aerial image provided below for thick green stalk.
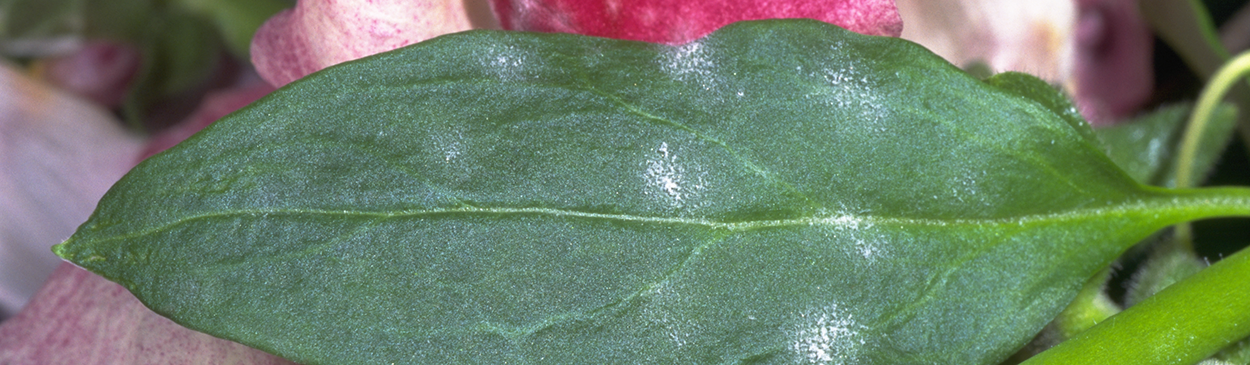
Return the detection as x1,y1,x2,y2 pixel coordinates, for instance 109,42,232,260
1020,224,1250,365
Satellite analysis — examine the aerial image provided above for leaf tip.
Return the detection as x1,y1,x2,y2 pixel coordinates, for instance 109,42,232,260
50,241,72,260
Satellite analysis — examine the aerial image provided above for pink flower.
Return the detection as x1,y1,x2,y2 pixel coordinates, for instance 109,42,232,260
39,41,143,109
491,0,902,44
250,0,903,87
1072,0,1154,124
0,65,142,319
250,0,476,87
895,0,1153,125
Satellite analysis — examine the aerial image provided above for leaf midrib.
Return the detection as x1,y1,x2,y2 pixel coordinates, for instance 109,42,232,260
76,200,1165,248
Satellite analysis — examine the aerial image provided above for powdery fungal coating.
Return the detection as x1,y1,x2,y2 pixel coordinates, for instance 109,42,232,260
480,44,544,81
491,0,903,45
642,281,698,348
659,41,721,90
814,213,888,264
793,303,867,364
643,142,707,208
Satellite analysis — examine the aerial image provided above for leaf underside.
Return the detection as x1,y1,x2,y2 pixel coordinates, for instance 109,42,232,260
57,20,1198,365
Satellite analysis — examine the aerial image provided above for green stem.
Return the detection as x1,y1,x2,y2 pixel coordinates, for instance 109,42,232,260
1177,52,1250,189
1148,186,1250,223
1142,0,1250,154
1019,238,1250,365
1172,52,1250,245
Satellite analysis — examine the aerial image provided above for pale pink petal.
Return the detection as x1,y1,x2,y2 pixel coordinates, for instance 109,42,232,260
0,264,297,365
251,0,474,87
0,65,143,318
896,0,1153,126
491,0,903,44
897,0,1077,84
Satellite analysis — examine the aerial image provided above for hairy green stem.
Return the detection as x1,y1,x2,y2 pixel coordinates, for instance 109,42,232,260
1047,269,1119,343
1019,237,1250,365
1147,186,1250,223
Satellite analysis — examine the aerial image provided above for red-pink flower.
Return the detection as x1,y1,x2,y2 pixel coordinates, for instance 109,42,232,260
250,0,903,87
491,0,903,44
1072,0,1154,124
251,0,476,87
39,41,142,109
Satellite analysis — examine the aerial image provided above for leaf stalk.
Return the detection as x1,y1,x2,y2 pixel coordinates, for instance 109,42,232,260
1019,240,1250,365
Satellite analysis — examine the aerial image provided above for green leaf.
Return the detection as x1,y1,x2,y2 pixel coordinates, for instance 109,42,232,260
1095,103,1238,187
174,0,291,58
1003,269,1120,362
0,0,153,56
145,10,220,95
0,0,81,43
53,20,1250,364
121,9,221,127
81,0,154,41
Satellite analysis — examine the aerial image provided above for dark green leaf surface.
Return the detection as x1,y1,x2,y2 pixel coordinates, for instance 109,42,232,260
54,20,1250,365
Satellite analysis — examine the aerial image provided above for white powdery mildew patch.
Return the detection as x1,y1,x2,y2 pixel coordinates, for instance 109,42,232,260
481,44,540,80
642,281,697,348
820,62,882,113
814,213,886,263
430,127,465,163
945,168,992,207
816,214,866,230
806,47,890,126
854,238,884,262
644,142,706,208
793,303,867,364
443,143,461,162
660,42,718,90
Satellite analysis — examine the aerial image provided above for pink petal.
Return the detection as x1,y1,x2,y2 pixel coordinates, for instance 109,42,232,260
897,0,1077,82
0,264,297,365
250,0,475,87
0,65,143,318
896,0,1153,125
491,0,903,44
1072,0,1153,125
